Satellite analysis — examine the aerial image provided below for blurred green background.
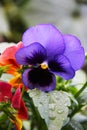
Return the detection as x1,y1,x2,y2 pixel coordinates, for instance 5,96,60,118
0,0,87,52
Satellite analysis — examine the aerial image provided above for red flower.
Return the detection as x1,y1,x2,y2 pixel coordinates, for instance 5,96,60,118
0,82,12,102
0,82,28,130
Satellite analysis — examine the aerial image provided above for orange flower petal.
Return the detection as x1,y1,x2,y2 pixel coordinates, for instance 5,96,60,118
9,74,23,88
11,114,22,130
0,42,23,75
0,42,23,62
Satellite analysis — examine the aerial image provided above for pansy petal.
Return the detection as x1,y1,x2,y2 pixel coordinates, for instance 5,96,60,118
63,34,85,70
15,42,47,65
22,24,65,58
49,55,75,80
65,49,85,71
22,69,35,89
38,74,56,92
22,68,56,92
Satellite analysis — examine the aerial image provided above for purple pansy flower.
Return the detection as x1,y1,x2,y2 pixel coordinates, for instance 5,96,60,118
15,24,85,92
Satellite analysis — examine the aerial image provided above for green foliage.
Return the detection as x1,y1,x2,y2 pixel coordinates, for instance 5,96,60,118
62,119,84,130
0,65,10,77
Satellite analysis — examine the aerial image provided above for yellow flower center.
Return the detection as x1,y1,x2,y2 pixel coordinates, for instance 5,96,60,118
41,62,48,69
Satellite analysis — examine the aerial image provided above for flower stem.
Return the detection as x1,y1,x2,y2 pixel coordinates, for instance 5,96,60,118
69,82,87,118
86,53,87,60
74,81,87,98
8,122,13,130
28,94,48,130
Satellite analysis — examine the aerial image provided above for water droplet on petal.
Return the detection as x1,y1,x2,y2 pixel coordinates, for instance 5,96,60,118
44,110,48,114
49,103,56,111
57,109,64,114
39,101,43,104
49,114,56,120
64,103,68,106
54,95,59,100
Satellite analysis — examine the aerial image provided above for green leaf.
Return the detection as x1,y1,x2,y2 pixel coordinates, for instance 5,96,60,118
69,119,84,130
0,66,9,77
81,121,87,130
28,89,70,130
78,92,87,105
0,65,13,78
62,119,84,130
